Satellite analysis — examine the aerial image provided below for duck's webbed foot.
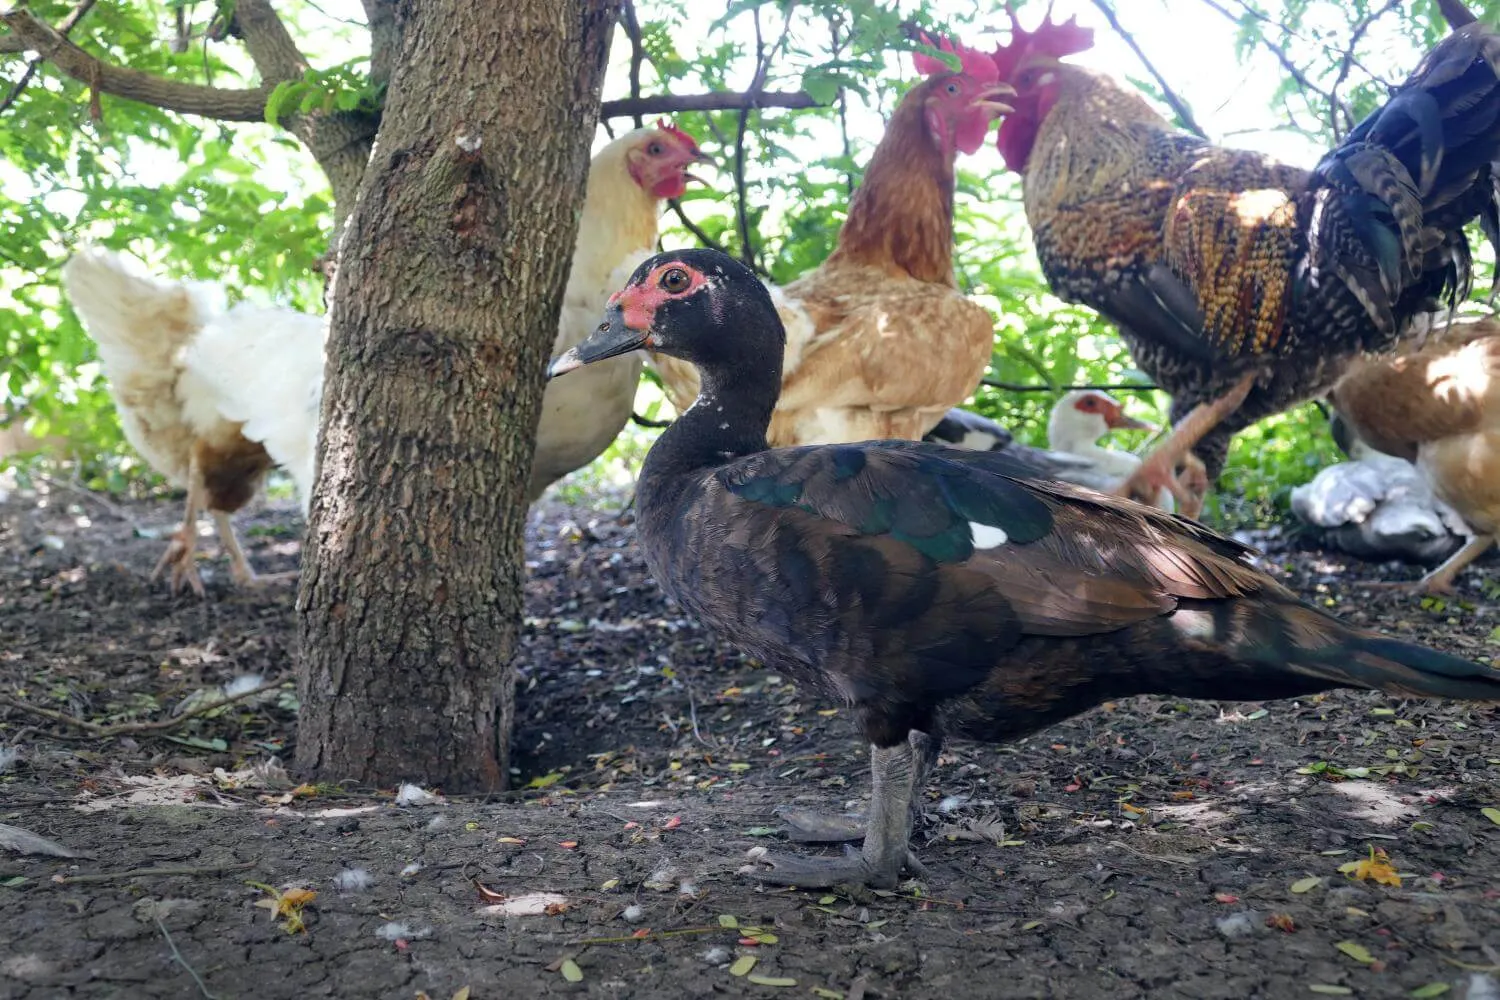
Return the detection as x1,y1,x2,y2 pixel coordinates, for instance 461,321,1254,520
746,732,935,890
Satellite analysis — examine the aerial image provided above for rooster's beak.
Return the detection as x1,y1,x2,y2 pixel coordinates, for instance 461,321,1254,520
973,82,1017,116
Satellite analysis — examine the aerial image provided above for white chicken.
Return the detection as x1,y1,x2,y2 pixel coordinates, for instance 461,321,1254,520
61,248,322,595
61,122,708,594
531,120,709,500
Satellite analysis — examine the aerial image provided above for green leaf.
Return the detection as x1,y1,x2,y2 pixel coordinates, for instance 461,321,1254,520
1309,987,1353,996
1334,940,1375,964
559,958,583,983
0,876,27,888
718,914,738,928
729,955,757,977
1481,807,1500,826
1410,985,1450,998
1290,876,1323,894
746,975,798,987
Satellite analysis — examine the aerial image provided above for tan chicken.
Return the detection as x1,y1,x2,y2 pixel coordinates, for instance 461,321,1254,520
651,37,1012,445
1330,318,1500,593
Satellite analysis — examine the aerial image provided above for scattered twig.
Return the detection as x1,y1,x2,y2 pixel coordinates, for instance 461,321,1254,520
664,198,734,258
52,861,257,885
1086,0,1205,138
155,916,220,999
0,674,289,739
598,89,821,119
0,0,96,116
568,926,722,946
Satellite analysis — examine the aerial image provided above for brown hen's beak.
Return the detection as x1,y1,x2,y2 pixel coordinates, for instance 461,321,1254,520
548,308,648,379
972,82,1017,115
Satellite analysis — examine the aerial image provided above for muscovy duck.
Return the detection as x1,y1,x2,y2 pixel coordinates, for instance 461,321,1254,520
548,248,1500,890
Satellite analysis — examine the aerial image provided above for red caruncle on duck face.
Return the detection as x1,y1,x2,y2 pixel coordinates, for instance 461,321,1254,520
608,260,716,342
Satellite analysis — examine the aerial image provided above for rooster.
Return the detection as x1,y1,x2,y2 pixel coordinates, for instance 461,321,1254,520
650,36,1013,446
989,10,1500,518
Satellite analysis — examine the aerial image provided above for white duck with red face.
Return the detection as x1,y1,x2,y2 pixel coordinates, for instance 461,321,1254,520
1046,390,1170,510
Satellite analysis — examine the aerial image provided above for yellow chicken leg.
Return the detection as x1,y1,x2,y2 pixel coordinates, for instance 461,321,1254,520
152,461,206,598
1116,372,1257,519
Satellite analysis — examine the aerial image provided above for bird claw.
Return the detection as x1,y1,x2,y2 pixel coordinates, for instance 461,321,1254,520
775,807,868,843
150,531,205,598
743,844,923,890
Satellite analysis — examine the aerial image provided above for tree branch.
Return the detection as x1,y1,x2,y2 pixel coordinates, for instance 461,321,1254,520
599,89,821,119
621,0,646,129
1328,0,1400,139
1086,0,1205,139
1437,0,1478,29
981,378,1160,393
1196,0,1347,136
0,8,270,120
0,0,95,116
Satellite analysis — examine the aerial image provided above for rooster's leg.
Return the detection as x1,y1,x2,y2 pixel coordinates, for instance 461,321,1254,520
748,731,934,889
151,464,206,597
1116,372,1256,516
1418,535,1494,594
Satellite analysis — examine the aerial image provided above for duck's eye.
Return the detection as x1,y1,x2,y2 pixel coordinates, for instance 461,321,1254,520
660,267,691,293
647,142,664,156
945,81,960,95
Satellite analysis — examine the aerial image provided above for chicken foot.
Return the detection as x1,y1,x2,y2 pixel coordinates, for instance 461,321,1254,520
151,463,206,598
211,511,297,587
747,731,934,889
1116,371,1257,519
1361,534,1496,595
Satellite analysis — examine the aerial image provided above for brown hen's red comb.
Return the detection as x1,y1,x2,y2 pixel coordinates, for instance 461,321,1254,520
991,3,1094,80
911,32,1000,84
655,118,701,151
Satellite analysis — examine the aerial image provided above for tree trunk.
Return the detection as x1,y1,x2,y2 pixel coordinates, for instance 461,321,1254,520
295,0,618,791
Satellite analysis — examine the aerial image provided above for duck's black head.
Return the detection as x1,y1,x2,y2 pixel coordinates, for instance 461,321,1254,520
548,248,784,386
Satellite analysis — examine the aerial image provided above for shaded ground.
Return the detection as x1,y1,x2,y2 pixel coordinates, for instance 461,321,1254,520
1,483,1498,1000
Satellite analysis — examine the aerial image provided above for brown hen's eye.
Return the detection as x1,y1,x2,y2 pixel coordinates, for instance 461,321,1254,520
945,82,960,95
647,142,664,155
660,267,691,293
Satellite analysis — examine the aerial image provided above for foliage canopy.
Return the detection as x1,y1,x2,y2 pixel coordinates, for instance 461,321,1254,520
2,0,1494,523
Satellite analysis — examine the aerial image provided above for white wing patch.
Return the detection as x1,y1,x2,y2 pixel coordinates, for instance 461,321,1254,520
969,522,1009,549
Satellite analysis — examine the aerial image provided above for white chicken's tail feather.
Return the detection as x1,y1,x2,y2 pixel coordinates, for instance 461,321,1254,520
61,247,224,395
182,304,327,513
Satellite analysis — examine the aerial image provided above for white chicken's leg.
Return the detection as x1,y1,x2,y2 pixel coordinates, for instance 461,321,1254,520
212,511,298,588
152,457,206,597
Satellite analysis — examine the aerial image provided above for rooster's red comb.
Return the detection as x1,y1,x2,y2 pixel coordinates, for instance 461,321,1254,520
911,32,999,84
991,4,1094,80
654,118,701,151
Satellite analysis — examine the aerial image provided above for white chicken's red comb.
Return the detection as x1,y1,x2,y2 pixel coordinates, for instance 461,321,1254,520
911,32,999,84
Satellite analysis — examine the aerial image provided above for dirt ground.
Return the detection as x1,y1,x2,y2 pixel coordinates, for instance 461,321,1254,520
1,481,1498,1000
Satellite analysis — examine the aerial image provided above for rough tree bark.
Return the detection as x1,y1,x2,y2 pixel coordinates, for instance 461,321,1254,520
295,0,619,791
